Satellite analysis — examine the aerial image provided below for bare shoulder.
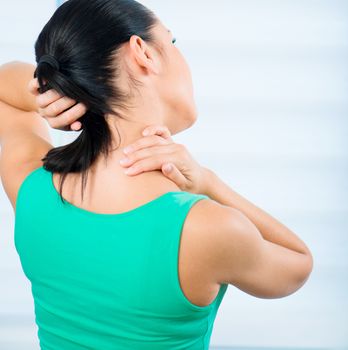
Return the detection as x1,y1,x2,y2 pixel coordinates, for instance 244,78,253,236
184,196,313,299
182,196,242,282
185,196,241,235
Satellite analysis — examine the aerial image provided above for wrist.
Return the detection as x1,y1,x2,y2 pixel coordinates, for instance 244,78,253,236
0,61,38,112
199,166,217,197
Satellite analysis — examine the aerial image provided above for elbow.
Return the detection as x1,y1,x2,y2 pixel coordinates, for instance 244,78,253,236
304,249,314,276
299,240,314,279
285,251,314,298
297,250,314,288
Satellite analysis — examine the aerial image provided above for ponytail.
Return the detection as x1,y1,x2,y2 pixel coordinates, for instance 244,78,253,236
33,0,158,203
34,59,114,203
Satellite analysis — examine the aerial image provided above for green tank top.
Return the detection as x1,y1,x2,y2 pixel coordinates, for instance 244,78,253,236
14,166,228,349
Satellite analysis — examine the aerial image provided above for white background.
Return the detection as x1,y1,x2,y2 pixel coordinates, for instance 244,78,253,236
0,0,347,349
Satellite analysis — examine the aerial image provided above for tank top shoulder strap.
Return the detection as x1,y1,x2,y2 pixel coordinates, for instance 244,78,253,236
16,166,47,203
170,191,210,207
150,190,225,312
159,191,210,224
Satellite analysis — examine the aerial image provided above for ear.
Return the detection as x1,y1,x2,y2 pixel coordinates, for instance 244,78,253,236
128,35,160,75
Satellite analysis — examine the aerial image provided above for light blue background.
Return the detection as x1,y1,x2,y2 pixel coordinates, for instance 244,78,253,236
0,1,347,349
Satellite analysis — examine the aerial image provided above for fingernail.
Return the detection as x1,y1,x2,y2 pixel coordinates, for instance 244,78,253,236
124,167,133,174
119,158,129,165
164,164,172,172
123,146,133,154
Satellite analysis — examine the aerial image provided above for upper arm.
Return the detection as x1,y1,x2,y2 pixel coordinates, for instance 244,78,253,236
0,101,53,212
200,200,313,299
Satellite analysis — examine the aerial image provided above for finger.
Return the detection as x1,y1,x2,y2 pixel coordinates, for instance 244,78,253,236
28,78,40,96
42,96,78,118
70,121,82,131
122,134,171,155
119,144,176,168
161,163,187,189
36,89,62,108
45,103,87,129
142,124,172,139
122,153,176,176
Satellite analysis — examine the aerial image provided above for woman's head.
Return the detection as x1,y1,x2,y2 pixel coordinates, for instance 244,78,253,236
34,0,196,202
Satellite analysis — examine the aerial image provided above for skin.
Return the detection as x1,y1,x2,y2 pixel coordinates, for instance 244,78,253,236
28,19,206,203
0,16,313,308
0,18,209,208
50,19,203,207
0,19,222,307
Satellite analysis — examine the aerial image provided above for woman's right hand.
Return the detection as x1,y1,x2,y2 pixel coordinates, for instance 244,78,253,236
119,124,212,195
28,77,86,132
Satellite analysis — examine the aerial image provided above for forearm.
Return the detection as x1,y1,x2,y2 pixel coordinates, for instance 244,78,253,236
202,167,312,256
0,99,51,145
0,61,38,112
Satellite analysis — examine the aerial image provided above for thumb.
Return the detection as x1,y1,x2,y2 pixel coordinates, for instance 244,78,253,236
162,163,187,189
163,163,173,172
70,121,82,131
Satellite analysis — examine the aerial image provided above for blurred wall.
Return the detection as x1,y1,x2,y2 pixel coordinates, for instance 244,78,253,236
0,1,347,349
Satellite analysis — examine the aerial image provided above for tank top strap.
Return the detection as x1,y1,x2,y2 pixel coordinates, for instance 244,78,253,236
146,191,221,313
16,166,49,212
170,191,210,210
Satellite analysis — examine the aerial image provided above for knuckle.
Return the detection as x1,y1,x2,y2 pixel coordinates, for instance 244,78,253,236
44,90,55,103
50,89,60,100
50,102,61,116
64,108,75,120
37,107,44,116
176,143,184,151
129,164,140,173
62,96,72,105
154,135,164,143
36,95,46,108
131,141,141,150
47,117,57,128
125,153,135,163
155,135,169,145
134,159,147,170
59,112,71,126
45,90,53,99
177,143,187,155
69,104,84,119
43,108,53,118
77,103,87,115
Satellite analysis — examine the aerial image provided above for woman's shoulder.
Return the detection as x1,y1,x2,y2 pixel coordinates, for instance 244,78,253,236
185,195,238,225
182,196,241,271
178,195,242,292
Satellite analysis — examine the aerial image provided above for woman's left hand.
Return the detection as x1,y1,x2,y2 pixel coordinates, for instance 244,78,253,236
28,77,86,131
119,124,209,195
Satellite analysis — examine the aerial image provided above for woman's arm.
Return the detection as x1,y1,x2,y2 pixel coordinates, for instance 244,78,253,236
0,61,38,112
0,61,51,144
0,66,52,207
0,63,53,209
203,167,312,257
0,62,85,132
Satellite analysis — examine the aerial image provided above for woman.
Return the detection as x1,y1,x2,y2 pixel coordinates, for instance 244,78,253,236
0,0,313,349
